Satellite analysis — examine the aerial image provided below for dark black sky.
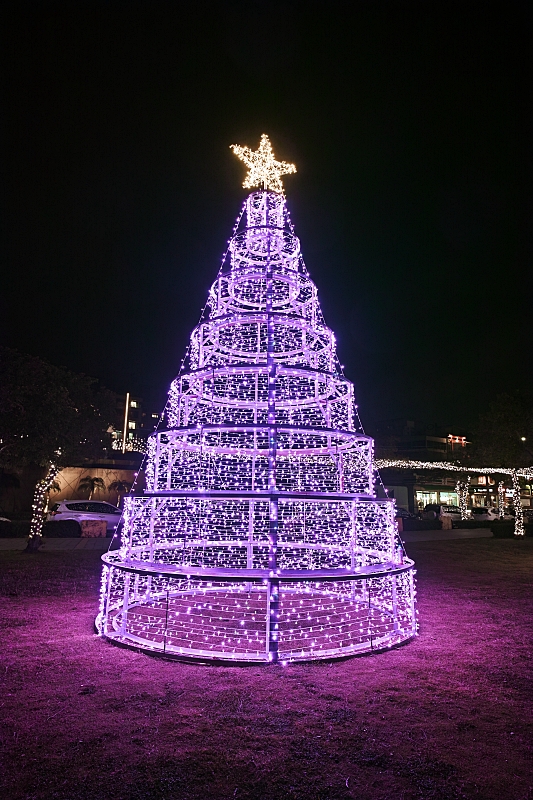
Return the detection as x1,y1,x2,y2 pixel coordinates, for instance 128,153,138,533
3,1,532,431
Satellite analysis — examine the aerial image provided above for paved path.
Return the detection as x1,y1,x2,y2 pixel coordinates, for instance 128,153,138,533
0,537,116,551
401,528,492,543
0,529,493,551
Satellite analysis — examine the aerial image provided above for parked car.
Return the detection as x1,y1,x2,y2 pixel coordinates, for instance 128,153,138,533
394,507,417,519
47,501,122,532
470,507,509,521
422,503,467,522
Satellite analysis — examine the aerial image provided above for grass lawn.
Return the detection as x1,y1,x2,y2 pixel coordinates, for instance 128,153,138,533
1,539,532,800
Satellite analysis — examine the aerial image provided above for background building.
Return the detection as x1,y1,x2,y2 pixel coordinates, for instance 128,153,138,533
111,393,161,453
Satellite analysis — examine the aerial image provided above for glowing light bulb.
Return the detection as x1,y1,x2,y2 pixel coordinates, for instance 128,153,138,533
230,134,296,194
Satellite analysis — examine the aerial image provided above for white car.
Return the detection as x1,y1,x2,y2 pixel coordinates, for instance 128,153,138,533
471,507,511,521
47,500,122,532
422,503,466,522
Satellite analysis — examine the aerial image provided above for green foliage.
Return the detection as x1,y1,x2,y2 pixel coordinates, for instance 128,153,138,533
0,347,119,470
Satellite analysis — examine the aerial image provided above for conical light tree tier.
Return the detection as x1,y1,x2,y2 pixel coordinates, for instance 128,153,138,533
96,190,417,663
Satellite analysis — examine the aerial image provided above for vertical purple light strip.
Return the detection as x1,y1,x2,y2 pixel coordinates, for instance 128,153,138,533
265,220,279,662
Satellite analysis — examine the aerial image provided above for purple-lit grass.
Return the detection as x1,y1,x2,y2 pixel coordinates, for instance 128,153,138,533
112,590,400,658
2,538,532,800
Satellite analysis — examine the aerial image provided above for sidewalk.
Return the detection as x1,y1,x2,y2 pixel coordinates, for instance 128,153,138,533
0,537,116,551
401,528,493,543
0,529,493,551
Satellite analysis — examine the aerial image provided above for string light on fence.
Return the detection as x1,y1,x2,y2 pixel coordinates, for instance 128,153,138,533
96,143,417,664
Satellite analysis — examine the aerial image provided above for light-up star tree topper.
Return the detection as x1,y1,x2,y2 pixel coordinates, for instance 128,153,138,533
96,135,417,664
231,134,296,194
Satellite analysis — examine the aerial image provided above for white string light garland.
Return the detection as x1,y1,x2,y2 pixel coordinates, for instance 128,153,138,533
512,470,525,536
28,463,60,541
498,480,505,520
455,476,470,521
376,458,533,480
376,459,530,535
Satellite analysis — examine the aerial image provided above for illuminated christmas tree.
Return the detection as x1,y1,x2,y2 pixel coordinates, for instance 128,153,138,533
97,135,417,663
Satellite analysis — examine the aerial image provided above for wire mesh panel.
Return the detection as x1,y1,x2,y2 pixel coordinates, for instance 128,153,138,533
97,188,417,663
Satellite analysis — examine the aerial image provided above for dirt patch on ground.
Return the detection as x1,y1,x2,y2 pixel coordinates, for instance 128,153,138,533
1,539,532,800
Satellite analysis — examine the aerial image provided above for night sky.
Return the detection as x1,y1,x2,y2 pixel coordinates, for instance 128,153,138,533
3,2,531,432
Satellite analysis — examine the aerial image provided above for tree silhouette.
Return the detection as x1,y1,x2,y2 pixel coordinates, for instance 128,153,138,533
78,476,106,499
0,347,119,549
107,479,132,507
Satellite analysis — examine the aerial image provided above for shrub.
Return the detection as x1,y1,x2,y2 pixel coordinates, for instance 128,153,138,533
488,521,533,538
453,519,491,529
490,521,515,538
43,520,81,537
0,519,30,537
402,518,442,531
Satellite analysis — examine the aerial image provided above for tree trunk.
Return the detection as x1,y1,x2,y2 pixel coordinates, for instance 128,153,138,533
25,464,59,553
25,534,43,553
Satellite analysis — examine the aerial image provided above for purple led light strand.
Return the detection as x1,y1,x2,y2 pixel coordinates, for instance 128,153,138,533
105,199,248,554
97,187,417,661
265,226,279,662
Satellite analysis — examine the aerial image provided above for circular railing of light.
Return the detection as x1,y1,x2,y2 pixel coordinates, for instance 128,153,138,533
97,554,416,663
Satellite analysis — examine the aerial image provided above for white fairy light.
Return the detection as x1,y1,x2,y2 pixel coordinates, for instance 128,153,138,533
111,437,147,454
455,476,470,520
377,459,531,535
498,480,505,519
97,162,417,664
512,470,525,536
376,458,533,479
231,134,296,194
28,463,60,542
